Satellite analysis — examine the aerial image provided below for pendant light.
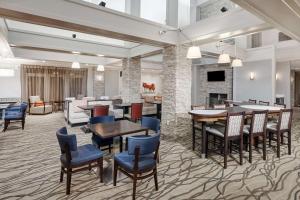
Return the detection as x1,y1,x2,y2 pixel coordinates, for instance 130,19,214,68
187,46,202,59
218,51,231,64
72,61,80,69
97,65,105,72
158,28,202,59
231,42,243,67
72,53,80,69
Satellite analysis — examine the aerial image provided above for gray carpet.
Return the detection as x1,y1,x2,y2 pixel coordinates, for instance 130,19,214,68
1,111,300,200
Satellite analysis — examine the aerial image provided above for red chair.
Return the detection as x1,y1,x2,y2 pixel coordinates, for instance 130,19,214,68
125,103,143,122
93,105,109,117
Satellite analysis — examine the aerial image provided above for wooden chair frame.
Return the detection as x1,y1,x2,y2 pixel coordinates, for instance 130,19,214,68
244,110,268,163
113,142,160,200
258,101,270,106
60,143,103,195
249,99,257,104
267,109,293,158
206,112,245,169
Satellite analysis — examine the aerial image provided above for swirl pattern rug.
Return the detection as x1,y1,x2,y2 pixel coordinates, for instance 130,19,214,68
1,111,300,200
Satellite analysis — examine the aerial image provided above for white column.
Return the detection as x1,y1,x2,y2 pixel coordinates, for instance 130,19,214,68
121,57,141,102
161,45,192,138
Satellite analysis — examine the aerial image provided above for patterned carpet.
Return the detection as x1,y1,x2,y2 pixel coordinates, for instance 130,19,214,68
0,111,300,200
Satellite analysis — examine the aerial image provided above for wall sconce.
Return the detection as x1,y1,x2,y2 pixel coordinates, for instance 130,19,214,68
250,72,255,80
276,73,279,80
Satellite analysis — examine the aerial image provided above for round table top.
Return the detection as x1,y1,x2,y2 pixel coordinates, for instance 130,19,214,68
239,105,281,111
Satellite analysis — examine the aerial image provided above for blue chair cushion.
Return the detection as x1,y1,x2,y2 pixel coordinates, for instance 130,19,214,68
60,144,103,166
114,151,156,172
128,134,160,155
5,113,23,120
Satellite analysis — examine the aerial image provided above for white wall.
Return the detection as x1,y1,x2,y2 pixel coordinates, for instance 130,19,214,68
233,59,275,103
104,69,120,97
141,0,166,24
141,71,162,94
0,65,21,98
276,61,291,108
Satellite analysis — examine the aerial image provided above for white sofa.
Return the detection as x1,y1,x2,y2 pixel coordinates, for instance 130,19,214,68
64,97,124,125
65,99,91,125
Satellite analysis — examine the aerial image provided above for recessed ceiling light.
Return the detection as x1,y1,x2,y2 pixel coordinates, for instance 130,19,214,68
10,44,16,47
72,51,80,54
97,54,104,57
42,60,46,63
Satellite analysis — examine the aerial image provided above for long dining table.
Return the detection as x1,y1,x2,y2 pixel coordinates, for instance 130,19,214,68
189,104,283,158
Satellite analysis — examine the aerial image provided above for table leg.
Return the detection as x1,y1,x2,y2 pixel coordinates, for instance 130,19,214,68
201,121,207,159
119,136,123,152
91,110,94,118
157,104,161,120
123,107,125,119
145,129,149,136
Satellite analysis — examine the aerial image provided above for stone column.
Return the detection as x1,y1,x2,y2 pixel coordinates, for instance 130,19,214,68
161,45,192,139
93,67,105,98
121,57,141,102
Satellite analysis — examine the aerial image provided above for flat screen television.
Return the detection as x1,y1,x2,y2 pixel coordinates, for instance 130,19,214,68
207,70,225,82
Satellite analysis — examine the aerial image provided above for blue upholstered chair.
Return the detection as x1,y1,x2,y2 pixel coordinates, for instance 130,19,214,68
90,116,115,153
113,134,160,200
125,117,160,150
3,103,28,132
56,127,103,195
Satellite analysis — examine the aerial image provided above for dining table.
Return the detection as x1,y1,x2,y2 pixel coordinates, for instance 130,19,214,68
189,104,283,158
88,119,149,152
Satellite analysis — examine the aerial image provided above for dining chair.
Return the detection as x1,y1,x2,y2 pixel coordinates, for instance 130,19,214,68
93,105,109,117
113,134,160,200
249,99,257,104
125,103,143,122
206,112,245,169
274,103,286,108
267,109,293,158
243,110,268,163
3,103,28,132
259,101,270,106
191,105,206,151
213,104,226,109
56,127,103,194
90,116,115,153
124,116,160,151
224,100,234,107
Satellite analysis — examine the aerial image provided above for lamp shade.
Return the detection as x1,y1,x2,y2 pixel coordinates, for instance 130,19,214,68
231,59,243,67
71,61,80,69
186,46,202,59
97,65,105,72
218,53,231,64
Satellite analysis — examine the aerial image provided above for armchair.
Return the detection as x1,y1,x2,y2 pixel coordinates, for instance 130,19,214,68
3,103,28,132
28,96,53,115
113,134,160,200
56,127,103,194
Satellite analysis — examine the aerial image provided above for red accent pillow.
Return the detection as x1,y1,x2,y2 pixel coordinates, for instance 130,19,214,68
34,101,44,107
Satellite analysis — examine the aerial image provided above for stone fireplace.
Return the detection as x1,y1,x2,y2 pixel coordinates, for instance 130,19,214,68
192,64,233,106
208,93,228,106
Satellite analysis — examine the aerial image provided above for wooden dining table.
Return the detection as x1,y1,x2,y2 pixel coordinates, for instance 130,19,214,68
88,120,149,152
189,104,283,158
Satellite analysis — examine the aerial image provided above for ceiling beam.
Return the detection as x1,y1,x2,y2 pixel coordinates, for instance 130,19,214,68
178,8,272,45
232,0,300,42
0,0,178,47
12,48,119,65
8,30,128,58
